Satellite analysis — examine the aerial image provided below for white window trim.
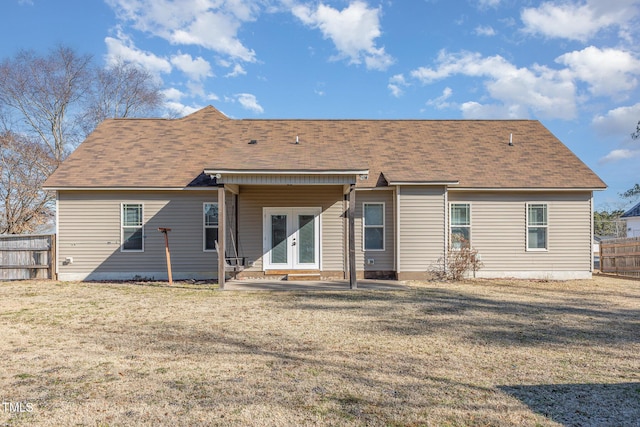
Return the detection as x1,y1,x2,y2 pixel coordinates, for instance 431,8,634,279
121,203,144,252
449,202,471,250
203,202,219,252
526,203,548,252
363,202,385,251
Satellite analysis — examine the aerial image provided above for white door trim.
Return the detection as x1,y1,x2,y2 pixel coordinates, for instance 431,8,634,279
263,207,321,270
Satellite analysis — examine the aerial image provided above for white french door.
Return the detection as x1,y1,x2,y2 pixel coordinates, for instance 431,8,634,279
263,208,321,270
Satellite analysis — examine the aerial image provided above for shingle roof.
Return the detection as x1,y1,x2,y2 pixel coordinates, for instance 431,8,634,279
44,105,606,190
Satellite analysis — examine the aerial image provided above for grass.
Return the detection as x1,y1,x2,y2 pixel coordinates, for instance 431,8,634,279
0,276,638,426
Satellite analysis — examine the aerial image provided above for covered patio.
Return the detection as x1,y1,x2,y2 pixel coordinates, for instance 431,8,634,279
212,172,368,290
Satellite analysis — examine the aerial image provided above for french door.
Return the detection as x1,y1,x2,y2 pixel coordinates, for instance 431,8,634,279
263,208,321,270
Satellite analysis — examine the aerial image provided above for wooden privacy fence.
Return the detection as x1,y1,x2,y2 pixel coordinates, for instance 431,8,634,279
0,234,55,280
600,236,640,279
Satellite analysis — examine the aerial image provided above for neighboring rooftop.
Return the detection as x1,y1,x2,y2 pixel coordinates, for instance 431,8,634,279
621,201,640,218
44,105,606,190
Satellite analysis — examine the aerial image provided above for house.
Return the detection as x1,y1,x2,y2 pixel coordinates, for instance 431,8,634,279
621,201,640,238
43,106,606,286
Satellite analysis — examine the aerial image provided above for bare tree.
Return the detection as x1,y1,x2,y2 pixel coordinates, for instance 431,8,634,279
621,183,640,201
0,46,92,164
0,45,165,234
0,131,56,234
81,59,164,135
594,209,627,237
621,122,640,202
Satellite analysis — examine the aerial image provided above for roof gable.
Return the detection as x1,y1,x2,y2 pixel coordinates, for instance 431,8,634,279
44,105,606,190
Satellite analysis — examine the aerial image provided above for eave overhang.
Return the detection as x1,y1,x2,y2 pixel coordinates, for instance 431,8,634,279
447,186,607,192
42,186,208,191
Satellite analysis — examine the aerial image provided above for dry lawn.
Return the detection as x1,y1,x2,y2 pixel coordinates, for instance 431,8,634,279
0,276,638,426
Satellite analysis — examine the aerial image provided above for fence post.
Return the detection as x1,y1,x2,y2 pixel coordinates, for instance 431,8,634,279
599,240,603,273
50,234,56,280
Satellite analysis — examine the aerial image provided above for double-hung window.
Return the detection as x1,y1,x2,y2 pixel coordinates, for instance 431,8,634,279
363,203,385,251
527,203,548,251
450,203,471,249
203,202,219,251
121,203,143,251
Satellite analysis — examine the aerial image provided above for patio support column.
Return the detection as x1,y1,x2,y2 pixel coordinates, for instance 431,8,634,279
348,185,357,289
218,185,226,290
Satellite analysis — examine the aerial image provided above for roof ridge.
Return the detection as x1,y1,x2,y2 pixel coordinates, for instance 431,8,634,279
239,118,538,122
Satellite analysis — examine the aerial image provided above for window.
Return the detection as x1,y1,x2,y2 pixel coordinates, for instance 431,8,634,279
363,203,384,250
450,203,471,249
527,203,548,250
203,203,219,251
122,203,143,251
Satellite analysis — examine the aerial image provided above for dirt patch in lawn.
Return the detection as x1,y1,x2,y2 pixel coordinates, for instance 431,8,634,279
1,276,638,426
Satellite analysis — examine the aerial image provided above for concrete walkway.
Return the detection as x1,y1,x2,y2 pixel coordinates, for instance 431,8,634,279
223,279,408,291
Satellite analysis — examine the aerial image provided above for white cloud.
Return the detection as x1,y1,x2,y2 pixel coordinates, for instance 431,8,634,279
460,101,529,119
235,93,264,113
556,46,640,98
164,101,201,117
161,87,185,101
592,103,640,136
105,0,258,62
104,35,172,75
478,0,501,7
292,1,394,70
521,0,640,42
410,50,577,119
170,53,213,81
474,25,496,36
599,148,640,164
388,85,402,98
388,74,408,97
186,81,206,98
225,64,247,78
170,11,256,61
427,87,454,110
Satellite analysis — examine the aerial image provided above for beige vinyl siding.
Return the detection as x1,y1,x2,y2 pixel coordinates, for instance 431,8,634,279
448,191,593,275
57,190,219,280
355,190,395,271
398,186,446,272
236,185,344,271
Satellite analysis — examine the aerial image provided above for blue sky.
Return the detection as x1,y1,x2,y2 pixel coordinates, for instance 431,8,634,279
3,0,640,209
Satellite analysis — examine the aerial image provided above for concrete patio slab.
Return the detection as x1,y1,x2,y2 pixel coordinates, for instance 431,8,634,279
222,279,408,291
